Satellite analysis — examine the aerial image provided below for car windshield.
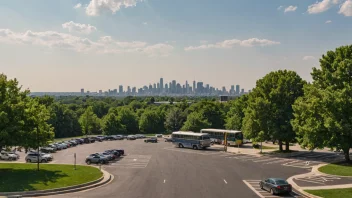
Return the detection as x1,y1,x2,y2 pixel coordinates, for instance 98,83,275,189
274,180,288,185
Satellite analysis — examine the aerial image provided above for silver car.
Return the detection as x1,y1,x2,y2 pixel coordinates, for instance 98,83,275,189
25,153,48,163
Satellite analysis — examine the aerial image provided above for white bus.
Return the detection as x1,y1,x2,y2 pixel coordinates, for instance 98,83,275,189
171,131,211,150
200,129,243,146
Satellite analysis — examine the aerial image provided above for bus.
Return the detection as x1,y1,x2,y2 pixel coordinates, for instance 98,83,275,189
200,129,243,146
171,131,211,150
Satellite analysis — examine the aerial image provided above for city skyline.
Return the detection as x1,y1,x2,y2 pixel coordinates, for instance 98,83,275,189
2,0,352,92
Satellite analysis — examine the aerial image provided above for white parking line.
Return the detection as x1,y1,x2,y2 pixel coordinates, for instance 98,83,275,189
164,179,166,183
253,157,277,162
223,179,227,184
243,180,264,198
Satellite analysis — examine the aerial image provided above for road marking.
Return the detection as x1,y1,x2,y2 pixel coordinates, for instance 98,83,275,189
253,157,277,162
164,179,166,183
133,159,137,161
223,179,227,184
243,180,264,198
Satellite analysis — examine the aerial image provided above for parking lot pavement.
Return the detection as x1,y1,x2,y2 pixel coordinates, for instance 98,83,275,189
243,180,308,198
163,147,223,155
220,151,346,169
107,154,152,168
293,172,352,187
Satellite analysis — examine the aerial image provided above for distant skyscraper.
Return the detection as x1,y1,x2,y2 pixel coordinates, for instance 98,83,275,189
172,80,176,93
222,86,226,93
160,78,164,92
236,85,240,95
206,84,210,93
165,83,169,93
119,85,123,94
132,87,136,94
197,82,203,94
241,88,244,94
81,89,84,95
186,81,189,93
149,84,152,92
169,82,172,93
193,81,196,93
231,85,235,95
127,86,131,94
99,90,102,94
176,83,181,93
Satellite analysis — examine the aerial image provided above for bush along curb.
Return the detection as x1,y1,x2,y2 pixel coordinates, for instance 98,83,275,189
0,169,112,197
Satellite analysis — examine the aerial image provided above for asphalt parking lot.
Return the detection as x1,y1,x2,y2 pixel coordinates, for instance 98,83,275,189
10,138,316,198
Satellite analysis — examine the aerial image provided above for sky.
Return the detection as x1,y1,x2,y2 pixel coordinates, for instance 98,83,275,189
1,0,352,92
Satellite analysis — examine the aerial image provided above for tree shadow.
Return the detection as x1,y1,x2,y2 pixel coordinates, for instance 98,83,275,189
0,168,68,192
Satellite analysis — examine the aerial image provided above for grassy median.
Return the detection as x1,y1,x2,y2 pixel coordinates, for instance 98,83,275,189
0,163,102,192
305,188,352,198
318,163,352,176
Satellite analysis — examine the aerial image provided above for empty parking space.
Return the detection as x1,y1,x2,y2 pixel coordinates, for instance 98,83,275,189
243,180,306,198
108,154,152,168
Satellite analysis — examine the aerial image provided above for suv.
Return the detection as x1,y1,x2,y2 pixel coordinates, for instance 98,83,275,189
25,153,48,163
144,137,158,143
0,152,19,161
85,154,108,164
127,135,136,140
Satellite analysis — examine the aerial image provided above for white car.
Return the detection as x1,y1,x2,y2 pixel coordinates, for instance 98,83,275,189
0,152,19,160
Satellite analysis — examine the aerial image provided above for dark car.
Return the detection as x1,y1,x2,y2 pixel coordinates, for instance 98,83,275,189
259,178,292,195
105,150,121,158
105,136,115,141
114,149,125,155
144,138,158,143
83,137,95,143
164,138,173,142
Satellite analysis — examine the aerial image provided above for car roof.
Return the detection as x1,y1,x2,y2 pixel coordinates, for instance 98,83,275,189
268,178,286,181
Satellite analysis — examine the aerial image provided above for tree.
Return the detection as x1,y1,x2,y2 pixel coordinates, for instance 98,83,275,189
244,70,305,151
181,112,211,132
91,101,109,118
187,101,225,129
139,110,165,133
118,107,139,133
0,74,54,150
102,113,126,135
79,106,101,137
164,108,186,132
225,95,248,130
292,45,352,162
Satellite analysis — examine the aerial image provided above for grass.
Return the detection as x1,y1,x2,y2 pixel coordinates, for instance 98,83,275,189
305,188,352,198
318,163,352,176
0,163,102,192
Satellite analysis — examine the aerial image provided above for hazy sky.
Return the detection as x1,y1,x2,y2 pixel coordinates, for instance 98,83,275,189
1,0,352,92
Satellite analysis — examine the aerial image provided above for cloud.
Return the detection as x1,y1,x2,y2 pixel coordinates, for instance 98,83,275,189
284,6,298,12
325,20,332,23
307,0,340,14
143,22,147,25
86,0,142,16
74,3,82,9
303,56,316,60
0,28,173,57
184,38,280,51
277,6,283,10
62,21,97,34
339,0,352,16
200,40,208,44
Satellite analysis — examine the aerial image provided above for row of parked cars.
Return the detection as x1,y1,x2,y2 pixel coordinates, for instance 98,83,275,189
0,150,20,161
85,149,125,164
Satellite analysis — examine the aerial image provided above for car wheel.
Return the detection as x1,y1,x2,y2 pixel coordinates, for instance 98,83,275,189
270,188,275,195
41,159,47,163
260,184,263,190
86,160,91,165
27,159,31,163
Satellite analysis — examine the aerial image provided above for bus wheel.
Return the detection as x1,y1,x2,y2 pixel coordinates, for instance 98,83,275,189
193,145,198,150
179,143,183,148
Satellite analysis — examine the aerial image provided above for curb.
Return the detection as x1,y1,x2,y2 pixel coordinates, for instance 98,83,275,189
0,168,112,197
287,173,323,198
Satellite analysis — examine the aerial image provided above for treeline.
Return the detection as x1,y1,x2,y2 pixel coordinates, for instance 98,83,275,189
1,45,351,161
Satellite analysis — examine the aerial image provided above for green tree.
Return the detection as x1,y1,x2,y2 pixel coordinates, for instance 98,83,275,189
245,70,305,151
181,112,211,132
225,95,248,130
118,107,139,133
187,101,225,129
0,74,54,149
164,108,186,132
102,113,126,135
91,101,109,118
292,45,352,162
139,110,165,133
79,106,101,137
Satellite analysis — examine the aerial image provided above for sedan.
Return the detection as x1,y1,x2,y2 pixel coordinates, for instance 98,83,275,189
259,178,292,195
144,138,158,143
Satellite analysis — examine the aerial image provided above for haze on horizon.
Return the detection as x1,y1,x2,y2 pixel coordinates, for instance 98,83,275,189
1,0,352,92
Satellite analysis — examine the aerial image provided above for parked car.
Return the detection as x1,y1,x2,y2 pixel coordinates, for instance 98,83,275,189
114,149,125,155
85,154,108,164
164,138,173,142
25,153,48,163
243,139,252,144
259,178,292,195
127,135,136,140
114,135,124,140
48,144,59,151
144,137,158,143
97,152,115,160
57,143,67,149
40,147,56,153
105,136,115,141
0,151,19,160
83,137,95,143
155,134,163,138
105,150,121,158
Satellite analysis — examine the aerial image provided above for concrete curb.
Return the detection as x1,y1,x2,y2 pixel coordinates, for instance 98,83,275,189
287,173,323,198
0,168,112,197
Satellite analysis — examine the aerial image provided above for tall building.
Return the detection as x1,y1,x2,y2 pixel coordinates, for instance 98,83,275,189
186,81,189,94
193,81,196,93
176,83,181,93
241,88,244,94
172,80,176,93
119,85,123,94
81,89,84,95
148,84,152,92
231,85,235,95
206,84,210,94
169,82,172,93
165,83,169,93
236,85,240,95
99,90,102,94
132,87,136,94
160,78,164,93
127,86,131,94
197,82,203,94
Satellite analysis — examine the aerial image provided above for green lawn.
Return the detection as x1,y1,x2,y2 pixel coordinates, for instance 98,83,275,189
0,163,102,192
305,188,352,198
318,163,352,176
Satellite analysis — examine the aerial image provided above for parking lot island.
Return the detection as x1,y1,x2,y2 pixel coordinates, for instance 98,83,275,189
0,163,112,197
